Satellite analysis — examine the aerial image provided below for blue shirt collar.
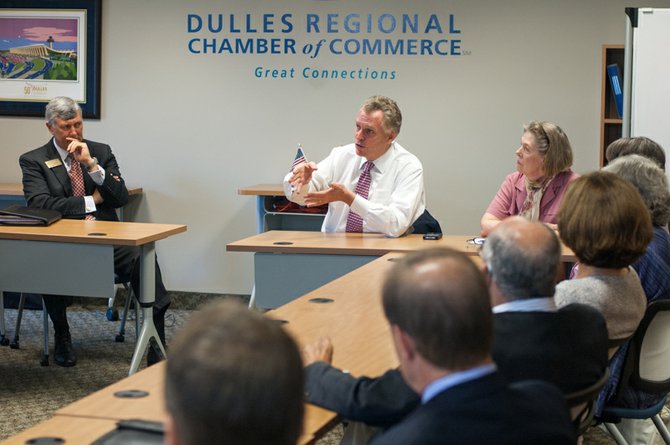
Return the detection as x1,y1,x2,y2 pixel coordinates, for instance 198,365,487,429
422,363,497,404
492,297,557,314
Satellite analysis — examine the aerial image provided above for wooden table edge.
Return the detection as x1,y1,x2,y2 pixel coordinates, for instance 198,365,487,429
238,184,284,196
0,223,187,246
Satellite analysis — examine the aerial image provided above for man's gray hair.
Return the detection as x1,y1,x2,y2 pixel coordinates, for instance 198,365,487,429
480,222,560,300
361,95,402,136
604,154,670,227
45,96,81,126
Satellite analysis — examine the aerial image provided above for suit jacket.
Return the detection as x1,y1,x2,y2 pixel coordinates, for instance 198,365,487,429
368,371,576,445
19,139,128,221
493,303,608,394
304,304,608,428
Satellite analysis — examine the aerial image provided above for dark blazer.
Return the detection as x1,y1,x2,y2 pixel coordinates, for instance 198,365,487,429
18,138,170,311
19,139,128,221
304,304,608,428
493,303,608,394
368,372,576,445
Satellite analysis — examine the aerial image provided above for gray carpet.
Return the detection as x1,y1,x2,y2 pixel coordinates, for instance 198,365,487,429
0,297,667,445
0,296,344,444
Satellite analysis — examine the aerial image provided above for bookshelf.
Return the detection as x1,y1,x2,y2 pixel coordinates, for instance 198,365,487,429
600,44,625,166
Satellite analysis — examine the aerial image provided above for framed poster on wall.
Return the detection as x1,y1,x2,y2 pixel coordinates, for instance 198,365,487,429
0,0,101,118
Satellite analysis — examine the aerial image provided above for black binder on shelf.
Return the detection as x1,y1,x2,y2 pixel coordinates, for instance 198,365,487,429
0,204,62,226
606,63,624,118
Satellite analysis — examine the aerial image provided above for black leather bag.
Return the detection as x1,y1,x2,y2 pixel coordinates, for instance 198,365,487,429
0,204,62,226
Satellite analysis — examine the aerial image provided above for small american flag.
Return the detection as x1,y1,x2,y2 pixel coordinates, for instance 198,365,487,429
291,145,306,170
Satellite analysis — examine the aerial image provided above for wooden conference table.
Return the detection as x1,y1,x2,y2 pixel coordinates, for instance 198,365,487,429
271,252,402,443
0,219,186,374
0,360,167,445
227,230,577,308
0,417,122,445
2,253,401,445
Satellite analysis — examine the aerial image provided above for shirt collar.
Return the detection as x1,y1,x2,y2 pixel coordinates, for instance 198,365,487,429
422,363,497,404
361,141,396,174
52,137,70,163
492,297,557,314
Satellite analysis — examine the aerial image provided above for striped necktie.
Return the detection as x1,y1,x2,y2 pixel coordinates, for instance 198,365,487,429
346,161,374,233
68,154,94,220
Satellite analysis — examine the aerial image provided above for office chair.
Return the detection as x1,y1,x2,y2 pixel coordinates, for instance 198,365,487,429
410,209,442,235
113,280,140,343
7,274,139,365
565,368,610,436
1,292,51,365
600,299,670,445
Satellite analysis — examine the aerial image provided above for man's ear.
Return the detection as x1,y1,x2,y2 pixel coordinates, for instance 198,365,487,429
480,262,493,286
391,324,417,363
46,122,55,136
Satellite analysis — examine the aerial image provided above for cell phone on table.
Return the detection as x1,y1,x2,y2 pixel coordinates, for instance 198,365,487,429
423,232,443,240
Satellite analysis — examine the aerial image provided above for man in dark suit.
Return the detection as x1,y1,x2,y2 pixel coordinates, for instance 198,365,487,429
310,247,575,444
481,217,608,392
19,96,170,367
304,218,607,443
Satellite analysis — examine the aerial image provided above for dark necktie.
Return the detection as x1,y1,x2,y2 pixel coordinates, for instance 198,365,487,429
68,154,94,220
346,161,374,233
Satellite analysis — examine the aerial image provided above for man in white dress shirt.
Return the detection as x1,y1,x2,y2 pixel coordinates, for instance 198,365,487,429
283,95,425,237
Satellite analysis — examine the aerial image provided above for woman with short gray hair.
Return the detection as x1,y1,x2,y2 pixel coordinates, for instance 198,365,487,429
594,154,670,444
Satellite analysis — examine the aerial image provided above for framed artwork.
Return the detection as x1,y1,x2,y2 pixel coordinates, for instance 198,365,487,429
0,0,101,118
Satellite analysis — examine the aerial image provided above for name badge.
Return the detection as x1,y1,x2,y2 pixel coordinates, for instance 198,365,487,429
45,158,63,168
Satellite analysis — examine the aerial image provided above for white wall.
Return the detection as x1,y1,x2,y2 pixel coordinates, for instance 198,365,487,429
1,0,667,294
630,8,670,175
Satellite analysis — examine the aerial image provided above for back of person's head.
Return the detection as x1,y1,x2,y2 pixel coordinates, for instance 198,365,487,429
604,154,670,227
558,171,653,268
382,248,492,370
523,121,573,176
45,96,80,126
165,299,304,445
362,95,402,136
605,136,666,171
481,216,561,299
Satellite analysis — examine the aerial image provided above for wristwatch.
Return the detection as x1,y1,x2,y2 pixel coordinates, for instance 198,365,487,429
87,157,99,170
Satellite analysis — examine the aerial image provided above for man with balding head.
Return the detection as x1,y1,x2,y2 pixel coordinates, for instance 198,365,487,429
375,248,575,444
480,216,608,391
303,219,606,442
306,247,577,444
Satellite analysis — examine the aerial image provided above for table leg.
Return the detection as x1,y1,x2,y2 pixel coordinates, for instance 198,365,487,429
128,241,165,375
248,284,257,310
256,196,265,233
247,195,265,310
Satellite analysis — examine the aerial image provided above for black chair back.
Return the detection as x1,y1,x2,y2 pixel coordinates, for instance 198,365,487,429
411,209,442,235
565,369,609,436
